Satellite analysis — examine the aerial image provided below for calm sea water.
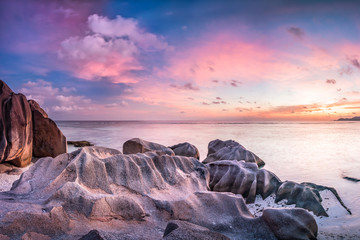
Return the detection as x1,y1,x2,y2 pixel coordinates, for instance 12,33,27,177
57,120,360,227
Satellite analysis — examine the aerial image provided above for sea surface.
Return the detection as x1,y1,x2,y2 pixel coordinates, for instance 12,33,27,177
57,120,360,231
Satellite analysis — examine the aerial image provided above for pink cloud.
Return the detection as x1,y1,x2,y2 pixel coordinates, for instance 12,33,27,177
157,34,307,87
59,14,169,83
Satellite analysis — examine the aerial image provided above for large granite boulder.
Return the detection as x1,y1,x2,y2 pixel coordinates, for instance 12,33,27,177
28,99,67,158
123,138,175,156
203,139,265,167
163,220,230,240
276,181,328,217
207,139,243,155
0,80,33,167
169,142,200,159
207,160,281,203
0,147,318,239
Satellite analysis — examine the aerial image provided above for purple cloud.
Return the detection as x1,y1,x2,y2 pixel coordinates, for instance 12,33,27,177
326,79,336,84
348,57,360,69
230,79,242,87
170,83,200,91
288,27,305,40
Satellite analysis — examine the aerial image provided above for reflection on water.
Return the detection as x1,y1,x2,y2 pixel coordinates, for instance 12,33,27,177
57,120,360,222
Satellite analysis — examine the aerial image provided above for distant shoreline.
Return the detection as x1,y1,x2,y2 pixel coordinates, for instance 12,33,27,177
336,116,360,121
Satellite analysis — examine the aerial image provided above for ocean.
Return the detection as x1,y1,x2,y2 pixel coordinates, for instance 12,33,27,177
57,120,360,236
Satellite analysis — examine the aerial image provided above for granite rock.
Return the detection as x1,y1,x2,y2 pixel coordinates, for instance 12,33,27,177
123,138,174,156
169,142,200,159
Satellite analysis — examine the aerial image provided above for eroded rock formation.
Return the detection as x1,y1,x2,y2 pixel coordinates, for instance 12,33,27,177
203,139,265,167
206,159,350,217
0,81,33,167
0,80,66,166
207,160,281,203
0,147,318,239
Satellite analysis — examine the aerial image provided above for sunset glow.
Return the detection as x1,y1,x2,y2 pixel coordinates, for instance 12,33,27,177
1,0,360,120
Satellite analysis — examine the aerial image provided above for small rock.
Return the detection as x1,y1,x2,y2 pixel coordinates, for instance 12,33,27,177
68,141,94,147
78,230,104,240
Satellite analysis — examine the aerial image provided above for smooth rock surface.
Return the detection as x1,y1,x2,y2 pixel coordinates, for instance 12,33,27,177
203,139,265,167
123,138,174,156
169,142,200,159
207,160,281,203
0,80,33,167
30,100,67,158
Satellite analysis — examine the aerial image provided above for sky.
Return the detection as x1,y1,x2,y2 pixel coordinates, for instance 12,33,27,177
1,0,360,121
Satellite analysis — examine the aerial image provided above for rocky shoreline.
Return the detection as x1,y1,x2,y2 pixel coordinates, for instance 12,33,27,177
0,138,352,240
0,80,353,239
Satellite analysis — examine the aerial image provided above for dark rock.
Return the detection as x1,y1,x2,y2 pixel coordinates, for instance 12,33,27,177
123,138,174,156
207,160,281,203
276,181,328,217
30,99,67,158
262,208,318,240
302,182,352,215
0,80,33,167
203,139,265,167
343,176,360,182
163,220,230,240
169,142,200,159
78,230,104,240
68,141,94,147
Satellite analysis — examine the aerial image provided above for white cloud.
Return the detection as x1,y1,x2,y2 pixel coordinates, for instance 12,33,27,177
19,79,92,113
105,100,128,108
59,14,169,83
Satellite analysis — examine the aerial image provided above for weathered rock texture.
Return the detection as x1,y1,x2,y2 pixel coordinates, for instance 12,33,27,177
123,138,174,156
0,147,318,239
207,160,281,203
169,142,200,159
0,80,66,166
0,80,33,167
203,139,265,167
206,160,350,217
29,100,67,158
